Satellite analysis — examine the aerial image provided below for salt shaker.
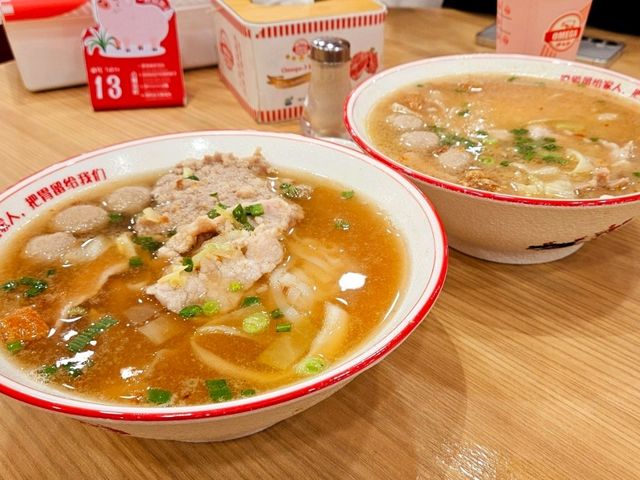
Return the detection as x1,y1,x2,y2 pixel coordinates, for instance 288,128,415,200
300,37,351,139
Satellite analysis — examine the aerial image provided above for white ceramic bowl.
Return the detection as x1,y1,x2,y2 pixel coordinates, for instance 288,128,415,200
0,131,447,442
345,54,640,264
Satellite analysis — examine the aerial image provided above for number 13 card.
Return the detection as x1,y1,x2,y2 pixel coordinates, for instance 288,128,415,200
83,0,186,110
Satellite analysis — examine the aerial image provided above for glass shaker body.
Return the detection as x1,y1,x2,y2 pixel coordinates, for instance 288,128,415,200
301,37,352,139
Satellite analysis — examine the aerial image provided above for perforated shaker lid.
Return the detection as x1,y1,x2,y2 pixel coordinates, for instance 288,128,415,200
310,37,350,63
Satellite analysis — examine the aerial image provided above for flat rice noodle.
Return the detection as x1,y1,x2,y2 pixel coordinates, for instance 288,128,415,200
196,325,261,341
307,302,349,360
197,304,262,329
138,316,182,345
268,268,301,321
191,338,289,384
258,314,315,370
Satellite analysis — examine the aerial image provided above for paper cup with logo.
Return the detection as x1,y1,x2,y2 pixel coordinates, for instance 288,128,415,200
496,0,592,60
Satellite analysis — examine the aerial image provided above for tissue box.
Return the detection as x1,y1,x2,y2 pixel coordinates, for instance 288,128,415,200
1,0,218,91
212,0,386,123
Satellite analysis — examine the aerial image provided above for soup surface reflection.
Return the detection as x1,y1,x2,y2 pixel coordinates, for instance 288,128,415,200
0,152,405,406
368,74,640,199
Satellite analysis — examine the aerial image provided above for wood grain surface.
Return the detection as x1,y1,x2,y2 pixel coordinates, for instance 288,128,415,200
1,8,639,480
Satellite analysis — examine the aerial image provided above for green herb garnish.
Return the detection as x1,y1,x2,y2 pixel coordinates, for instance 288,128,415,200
479,156,494,164
67,315,117,353
19,277,48,298
133,236,162,253
280,183,302,199
147,388,172,404
633,172,640,178
295,355,327,376
6,340,24,354
341,190,354,200
240,389,256,397
129,256,143,268
507,75,518,82
245,203,264,216
241,296,261,308
108,212,124,223
179,305,203,319
542,154,568,165
500,160,511,167
276,322,292,333
182,257,194,272
510,128,529,136
229,281,244,292
206,379,233,402
166,228,177,238
232,204,253,231
270,309,284,319
2,280,17,292
46,269,56,276
202,300,221,316
242,312,270,334
207,208,220,219
38,364,58,377
186,175,199,181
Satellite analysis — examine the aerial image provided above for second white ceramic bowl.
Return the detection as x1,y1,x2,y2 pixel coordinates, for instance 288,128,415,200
345,54,640,264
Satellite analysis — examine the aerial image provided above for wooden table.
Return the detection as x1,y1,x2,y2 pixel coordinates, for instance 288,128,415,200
1,8,639,480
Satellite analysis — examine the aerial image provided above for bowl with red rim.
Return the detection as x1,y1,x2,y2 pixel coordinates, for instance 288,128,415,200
345,54,640,264
0,130,447,442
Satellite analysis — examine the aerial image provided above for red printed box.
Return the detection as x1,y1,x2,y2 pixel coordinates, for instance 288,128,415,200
212,0,386,123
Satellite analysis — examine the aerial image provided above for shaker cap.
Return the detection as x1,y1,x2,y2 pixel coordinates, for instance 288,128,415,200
310,37,351,63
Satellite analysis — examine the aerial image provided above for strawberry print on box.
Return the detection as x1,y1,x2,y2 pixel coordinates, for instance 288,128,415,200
83,0,186,110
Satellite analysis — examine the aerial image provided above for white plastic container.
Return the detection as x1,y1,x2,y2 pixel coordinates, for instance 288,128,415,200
1,0,218,91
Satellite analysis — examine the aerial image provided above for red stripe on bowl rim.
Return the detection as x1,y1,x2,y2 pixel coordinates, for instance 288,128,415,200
344,53,640,208
0,130,448,422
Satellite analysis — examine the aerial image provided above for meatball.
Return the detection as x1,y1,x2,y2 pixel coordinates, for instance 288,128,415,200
23,232,78,263
51,205,109,234
437,149,472,172
385,114,423,131
400,131,439,150
103,186,151,215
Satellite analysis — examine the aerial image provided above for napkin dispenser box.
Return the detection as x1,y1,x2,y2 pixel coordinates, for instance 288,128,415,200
212,0,386,123
0,0,218,91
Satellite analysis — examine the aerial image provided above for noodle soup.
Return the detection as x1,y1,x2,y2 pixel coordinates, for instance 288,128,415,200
368,74,640,199
0,151,405,407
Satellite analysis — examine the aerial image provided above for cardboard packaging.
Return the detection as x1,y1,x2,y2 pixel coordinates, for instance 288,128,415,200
212,0,386,123
0,0,218,91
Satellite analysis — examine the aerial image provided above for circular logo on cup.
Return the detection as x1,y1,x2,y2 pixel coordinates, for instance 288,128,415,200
219,29,234,70
292,39,311,57
544,13,582,52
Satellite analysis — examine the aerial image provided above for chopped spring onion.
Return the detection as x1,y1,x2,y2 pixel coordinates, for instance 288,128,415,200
207,208,220,219
341,190,354,200
242,312,270,334
108,212,124,223
179,305,203,319
186,175,199,181
507,75,518,82
6,340,23,354
182,167,196,179
295,355,327,376
500,160,511,167
240,389,256,397
62,362,84,377
133,236,162,253
166,228,177,238
2,280,17,292
510,128,529,136
542,155,568,165
46,269,56,276
241,296,261,308
210,192,219,198
20,277,48,298
147,388,172,404
182,257,194,272
66,305,88,318
456,108,470,117
232,204,254,231
280,182,302,199
129,256,143,267
206,379,233,402
202,300,221,316
633,172,640,178
479,156,494,164
67,315,118,353
334,219,351,231
270,309,284,319
275,322,292,333
38,364,58,377
590,137,600,142
229,281,244,292
245,203,264,216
